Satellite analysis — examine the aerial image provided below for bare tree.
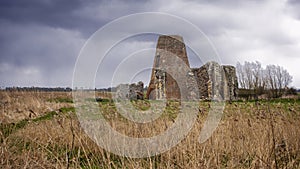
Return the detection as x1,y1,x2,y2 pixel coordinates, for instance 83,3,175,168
251,61,264,97
236,61,293,98
265,65,277,96
236,62,246,89
244,61,254,89
265,65,275,89
236,61,262,90
282,69,293,88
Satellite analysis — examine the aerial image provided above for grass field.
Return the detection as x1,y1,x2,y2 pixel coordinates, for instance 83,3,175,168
1,91,300,168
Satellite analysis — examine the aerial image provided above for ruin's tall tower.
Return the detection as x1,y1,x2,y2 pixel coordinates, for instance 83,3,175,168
146,35,238,101
146,35,190,100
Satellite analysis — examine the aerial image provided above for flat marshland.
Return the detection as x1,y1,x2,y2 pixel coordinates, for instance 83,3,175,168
1,91,300,168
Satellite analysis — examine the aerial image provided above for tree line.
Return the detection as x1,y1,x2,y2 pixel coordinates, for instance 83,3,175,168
4,87,72,92
236,61,294,98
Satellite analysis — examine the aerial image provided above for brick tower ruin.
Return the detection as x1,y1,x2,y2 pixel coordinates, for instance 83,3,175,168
146,35,190,100
146,35,238,101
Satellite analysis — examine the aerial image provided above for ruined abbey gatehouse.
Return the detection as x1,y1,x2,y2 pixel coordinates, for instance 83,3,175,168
116,35,238,101
146,35,238,101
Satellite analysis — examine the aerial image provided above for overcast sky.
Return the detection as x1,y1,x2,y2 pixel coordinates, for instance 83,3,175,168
0,0,299,88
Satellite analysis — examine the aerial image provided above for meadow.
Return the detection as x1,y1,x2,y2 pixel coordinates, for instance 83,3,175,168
1,91,300,168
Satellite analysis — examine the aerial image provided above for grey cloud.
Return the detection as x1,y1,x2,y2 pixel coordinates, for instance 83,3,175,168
95,34,157,88
287,0,300,5
0,20,85,86
0,0,299,88
0,0,151,87
0,0,150,37
286,0,300,20
0,0,84,27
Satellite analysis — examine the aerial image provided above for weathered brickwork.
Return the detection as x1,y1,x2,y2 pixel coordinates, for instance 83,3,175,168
146,35,190,100
146,35,238,101
116,81,144,100
192,62,238,100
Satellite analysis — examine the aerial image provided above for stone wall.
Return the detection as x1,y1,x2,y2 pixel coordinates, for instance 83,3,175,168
192,62,238,100
146,35,238,101
116,81,144,100
222,65,238,100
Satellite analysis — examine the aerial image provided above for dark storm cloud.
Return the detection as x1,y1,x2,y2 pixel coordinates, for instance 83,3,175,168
0,0,107,36
0,0,152,87
0,0,87,86
0,0,152,36
0,0,299,88
0,0,82,25
0,20,85,86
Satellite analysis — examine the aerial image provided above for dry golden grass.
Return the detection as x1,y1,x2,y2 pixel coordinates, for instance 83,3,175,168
1,91,300,168
0,91,73,123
